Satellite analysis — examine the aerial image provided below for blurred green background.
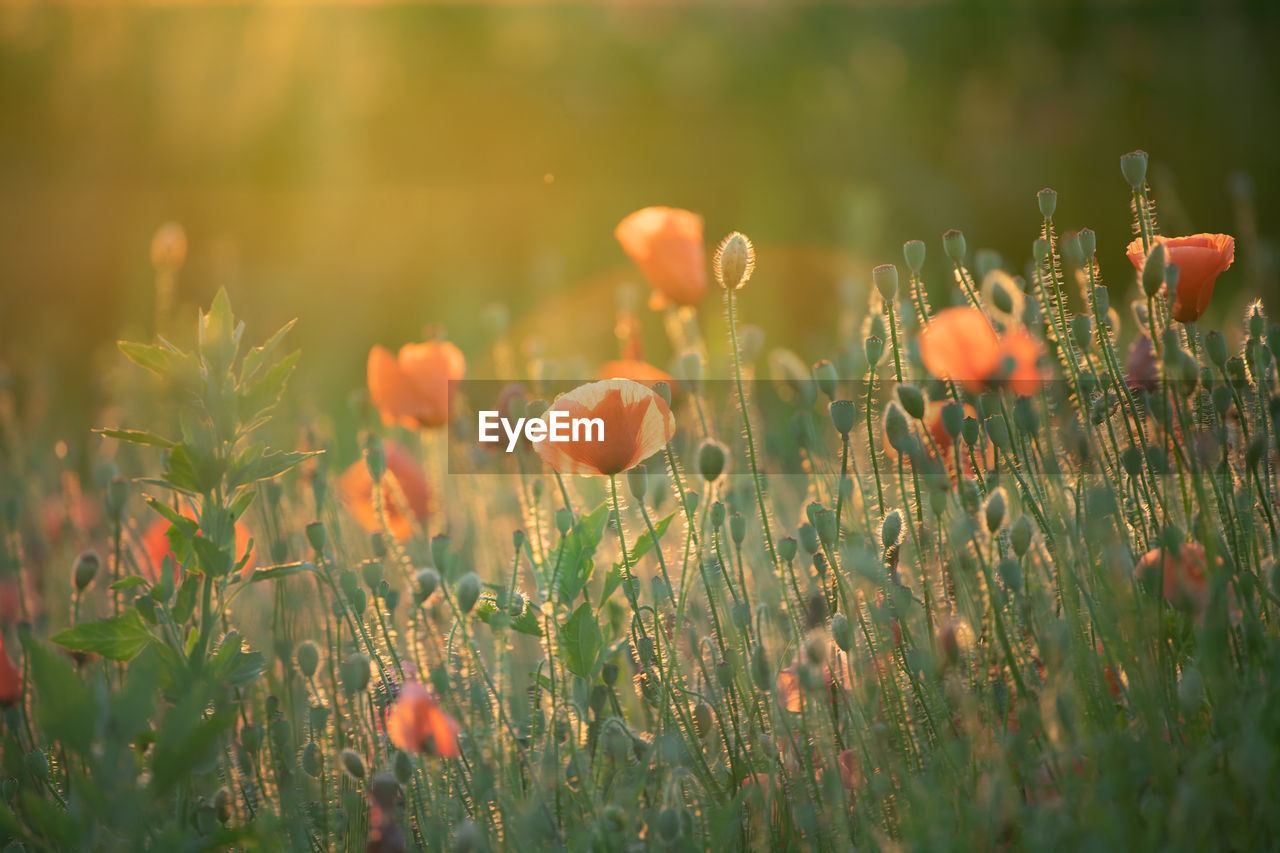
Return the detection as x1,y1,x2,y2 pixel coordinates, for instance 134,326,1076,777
1,1,1277,446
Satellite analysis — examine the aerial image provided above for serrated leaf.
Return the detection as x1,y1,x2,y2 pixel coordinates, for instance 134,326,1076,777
109,576,149,591
474,594,543,637
171,574,200,623
144,499,198,536
241,317,297,384
118,340,188,377
555,502,610,604
50,610,153,661
192,535,232,577
238,350,299,424
618,512,674,567
246,561,316,583
96,428,177,448
20,635,97,753
228,489,256,521
559,602,602,679
228,449,319,489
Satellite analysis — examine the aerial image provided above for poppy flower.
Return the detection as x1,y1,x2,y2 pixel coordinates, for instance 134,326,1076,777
139,511,255,583
0,632,20,705
614,207,707,308
1125,234,1235,323
386,682,460,757
1136,542,1227,621
598,359,674,390
837,749,860,791
534,379,676,477
367,340,466,430
338,442,431,542
919,307,1042,396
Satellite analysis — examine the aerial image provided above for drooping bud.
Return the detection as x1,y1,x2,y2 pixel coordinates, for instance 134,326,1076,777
1205,330,1229,367
305,521,327,554
883,402,911,453
627,464,648,501
896,384,925,420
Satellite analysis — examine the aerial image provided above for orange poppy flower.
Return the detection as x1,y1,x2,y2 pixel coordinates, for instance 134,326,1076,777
598,359,674,390
1125,234,1235,323
534,379,676,477
614,207,707,308
367,340,466,430
0,632,20,705
139,511,255,583
338,442,431,542
386,682,460,757
1136,542,1224,620
919,307,1042,396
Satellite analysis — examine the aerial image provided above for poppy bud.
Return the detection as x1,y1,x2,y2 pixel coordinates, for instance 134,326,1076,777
814,508,837,548
943,229,967,263
24,749,48,781
296,640,320,679
341,653,371,694
361,559,383,590
1071,315,1093,352
512,529,528,555
896,385,925,420
831,613,853,652
732,600,752,631
1141,243,1166,298
1012,396,1038,434
105,476,128,523
989,274,1017,315
798,522,821,555
697,440,727,482
872,263,899,301
456,572,481,615
1246,434,1267,471
864,336,884,367
270,718,292,752
627,464,648,501
1011,515,1033,557
1120,150,1149,190
1036,188,1058,220
729,513,746,546
692,702,713,739
959,478,982,514
299,742,322,779
364,438,386,481
961,416,980,447
998,557,1023,593
636,636,655,667
984,415,1011,452
778,536,798,563
709,501,726,529
340,749,366,780
305,521,327,555
73,551,100,592
813,360,838,399
1078,228,1097,259
881,510,902,549
429,533,451,571
415,568,440,604
830,400,857,436
984,488,1007,533
652,381,672,406
714,232,756,290
1205,330,1228,367
750,644,771,691
903,240,926,274
883,402,910,453
656,807,683,845
602,662,619,686
813,551,830,578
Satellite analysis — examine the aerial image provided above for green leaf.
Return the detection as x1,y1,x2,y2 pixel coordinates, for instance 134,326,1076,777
165,444,221,494
619,512,675,567
246,561,316,583
228,448,319,489
228,489,256,521
20,633,98,753
555,502,610,604
474,594,543,637
238,350,299,423
241,317,297,384
171,574,201,623
207,633,265,688
192,535,233,577
144,498,198,537
118,340,188,377
50,610,153,661
109,576,149,592
198,287,241,375
559,602,602,679
95,428,177,448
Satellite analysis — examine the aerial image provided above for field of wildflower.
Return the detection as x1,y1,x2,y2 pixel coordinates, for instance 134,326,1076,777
3,5,1280,851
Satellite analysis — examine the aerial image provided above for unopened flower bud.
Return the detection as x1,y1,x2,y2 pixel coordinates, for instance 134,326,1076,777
364,437,386,480
340,748,366,780
73,551,100,591
984,488,1007,533
778,536,798,563
831,612,853,652
456,572,481,615
896,384,925,420
415,567,440,603
627,464,648,501
296,640,320,679
1142,243,1166,298
709,501,726,529
883,402,910,453
941,402,964,439
714,232,756,290
305,521,327,554
881,510,902,549
729,513,746,546
697,440,727,482
341,653,371,694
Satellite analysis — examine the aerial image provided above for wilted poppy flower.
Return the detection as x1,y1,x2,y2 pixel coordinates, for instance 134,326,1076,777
1136,542,1225,620
338,442,431,542
0,632,20,705
386,682,460,757
614,207,707,308
1125,234,1235,323
534,379,676,477
139,511,255,583
919,307,1042,396
598,359,674,390
367,340,466,430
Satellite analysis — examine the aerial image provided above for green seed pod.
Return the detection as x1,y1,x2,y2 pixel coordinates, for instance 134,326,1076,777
430,533,452,570
998,557,1023,593
394,749,414,785
943,229,967,263
361,559,383,591
903,240,926,274
697,440,727,482
627,464,648,501
1032,237,1050,263
881,510,902,550
813,360,838,399
778,536,798,563
1037,187,1058,220
415,567,440,604
305,521,327,554
897,384,925,420
636,636,655,667
309,704,329,733
73,550,100,592
1205,330,1229,367
340,749,366,781
1247,305,1265,338
1120,149,1149,189
296,640,320,679
961,416,980,447
798,522,821,555
456,573,481,615
831,613,854,652
873,263,899,301
1093,285,1109,318
341,653,371,694
750,645,772,691
935,402,961,439
729,513,746,546
864,335,884,367
814,508,837,548
302,742,322,778
339,570,359,601
1011,515,1033,557
829,400,857,436
349,587,367,616
1141,243,1166,298
709,501,726,529
984,415,1011,452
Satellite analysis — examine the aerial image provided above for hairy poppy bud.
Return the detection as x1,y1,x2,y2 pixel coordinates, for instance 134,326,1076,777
1078,228,1097,259
341,653,371,694
340,748,366,780
814,508,837,548
1205,330,1228,367
831,612,853,652
627,464,648,501
984,488,1007,533
1071,315,1093,352
998,557,1023,593
750,644,771,691
714,232,756,290
456,572,481,615
961,416,980,447
813,360,838,399
709,501,726,529
940,402,964,439
778,536,798,563
1141,243,1166,298
830,400,857,435
984,415,1011,452
361,559,383,591
73,551,100,592
943,229,967,263
798,522,821,555
555,508,573,535
430,533,451,571
296,640,320,679
1121,150,1149,190
302,742,322,778
697,440,727,482
903,240,926,274
415,567,440,604
881,510,902,549
896,385,925,420
883,402,910,453
729,513,746,546
1011,515,1033,557
873,263,899,301
1037,188,1058,220
305,521,327,554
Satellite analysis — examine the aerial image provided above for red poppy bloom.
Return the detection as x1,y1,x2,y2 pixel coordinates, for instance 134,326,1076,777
367,340,466,430
919,307,1042,396
0,632,20,705
1125,234,1235,323
139,512,255,583
1136,542,1223,620
598,359,674,390
338,442,431,542
614,207,707,308
386,682,460,757
534,379,676,477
